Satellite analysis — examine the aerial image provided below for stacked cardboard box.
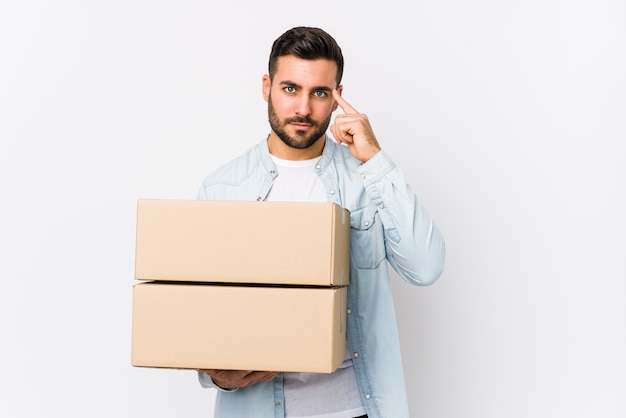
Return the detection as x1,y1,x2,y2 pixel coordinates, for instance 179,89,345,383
131,199,350,373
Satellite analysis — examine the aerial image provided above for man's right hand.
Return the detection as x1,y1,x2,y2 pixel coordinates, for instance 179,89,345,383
199,369,279,389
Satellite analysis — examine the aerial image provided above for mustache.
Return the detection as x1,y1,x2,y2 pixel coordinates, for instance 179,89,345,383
285,116,316,125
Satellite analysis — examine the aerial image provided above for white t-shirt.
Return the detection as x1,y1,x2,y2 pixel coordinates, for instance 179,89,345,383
266,154,367,418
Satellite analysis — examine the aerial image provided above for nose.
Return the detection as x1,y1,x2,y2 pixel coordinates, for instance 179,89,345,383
294,95,312,116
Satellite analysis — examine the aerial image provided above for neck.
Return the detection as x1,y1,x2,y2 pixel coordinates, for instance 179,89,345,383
266,133,325,160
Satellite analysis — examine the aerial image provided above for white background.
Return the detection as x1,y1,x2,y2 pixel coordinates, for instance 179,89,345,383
1,1,624,417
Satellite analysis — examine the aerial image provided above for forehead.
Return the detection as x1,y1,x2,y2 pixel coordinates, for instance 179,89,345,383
273,55,338,88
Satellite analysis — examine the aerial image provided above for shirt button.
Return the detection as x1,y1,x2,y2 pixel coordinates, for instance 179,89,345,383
347,308,352,314
365,393,371,400
270,170,276,174
329,189,335,195
275,401,281,407
353,352,359,358
364,221,369,226
379,204,384,209
316,164,321,170
361,173,366,179
256,197,262,201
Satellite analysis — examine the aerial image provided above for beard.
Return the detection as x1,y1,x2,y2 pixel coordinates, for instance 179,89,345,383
268,94,331,149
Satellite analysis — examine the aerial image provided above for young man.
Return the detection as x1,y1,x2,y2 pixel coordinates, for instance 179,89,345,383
196,26,445,418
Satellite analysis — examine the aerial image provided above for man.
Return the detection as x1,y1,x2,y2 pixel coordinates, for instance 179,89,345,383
196,26,445,418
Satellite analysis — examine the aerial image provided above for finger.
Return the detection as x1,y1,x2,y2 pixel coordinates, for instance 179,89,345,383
332,89,359,114
198,369,222,375
238,371,278,387
330,120,351,144
254,371,279,380
329,122,340,143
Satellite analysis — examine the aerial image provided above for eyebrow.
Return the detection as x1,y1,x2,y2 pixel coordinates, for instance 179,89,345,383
279,80,333,92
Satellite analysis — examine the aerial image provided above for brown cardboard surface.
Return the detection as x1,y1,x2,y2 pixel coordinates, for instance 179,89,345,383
134,199,350,286
131,282,347,373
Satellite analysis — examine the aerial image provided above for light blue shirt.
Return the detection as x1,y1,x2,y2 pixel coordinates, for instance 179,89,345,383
197,137,445,418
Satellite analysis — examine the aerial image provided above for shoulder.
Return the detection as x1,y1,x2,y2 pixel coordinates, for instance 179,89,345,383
206,146,259,182
197,143,264,198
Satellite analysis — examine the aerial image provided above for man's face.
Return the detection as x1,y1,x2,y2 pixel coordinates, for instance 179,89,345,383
263,55,340,150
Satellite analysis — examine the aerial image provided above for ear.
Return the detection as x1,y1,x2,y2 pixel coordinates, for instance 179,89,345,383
332,85,343,112
262,75,271,102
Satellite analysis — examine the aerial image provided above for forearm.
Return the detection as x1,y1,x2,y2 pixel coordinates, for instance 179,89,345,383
359,150,446,285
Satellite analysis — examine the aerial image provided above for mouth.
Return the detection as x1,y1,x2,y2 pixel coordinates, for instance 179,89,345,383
290,123,311,130
287,116,314,130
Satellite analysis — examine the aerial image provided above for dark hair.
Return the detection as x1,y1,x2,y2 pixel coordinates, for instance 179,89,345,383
268,26,344,86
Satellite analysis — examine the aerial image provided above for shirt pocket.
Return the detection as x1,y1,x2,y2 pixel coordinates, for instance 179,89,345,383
349,206,386,270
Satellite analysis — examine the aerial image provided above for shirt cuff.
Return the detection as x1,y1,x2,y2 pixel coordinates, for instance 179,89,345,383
197,371,238,392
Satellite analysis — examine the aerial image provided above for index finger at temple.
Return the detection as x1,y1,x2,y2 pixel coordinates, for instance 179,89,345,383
332,89,359,114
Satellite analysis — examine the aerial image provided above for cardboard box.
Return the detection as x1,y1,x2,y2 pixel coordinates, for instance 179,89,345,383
134,199,350,286
131,282,347,373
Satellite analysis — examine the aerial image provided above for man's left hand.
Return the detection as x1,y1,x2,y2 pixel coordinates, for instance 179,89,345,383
330,89,381,163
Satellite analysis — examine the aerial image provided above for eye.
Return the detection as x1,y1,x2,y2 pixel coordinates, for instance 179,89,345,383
313,90,328,98
284,86,296,93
